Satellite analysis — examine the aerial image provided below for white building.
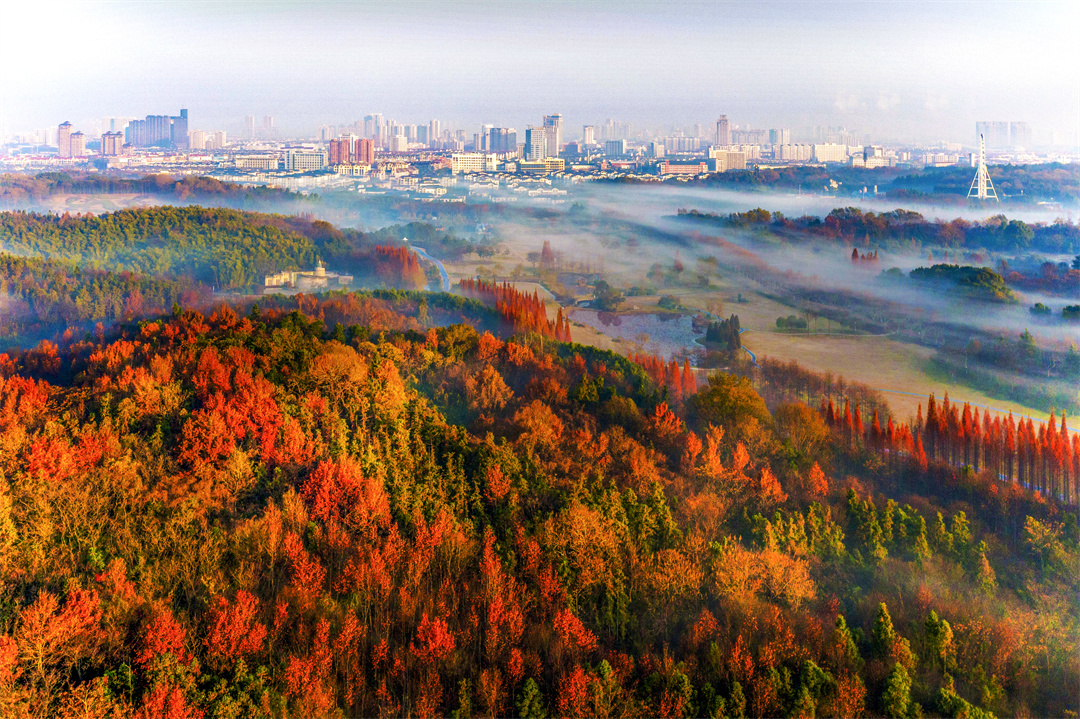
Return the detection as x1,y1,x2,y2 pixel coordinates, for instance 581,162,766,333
285,149,328,171
264,260,353,293
388,135,409,153
774,144,813,162
235,155,281,170
812,143,849,163
451,153,497,174
708,148,747,170
524,127,547,160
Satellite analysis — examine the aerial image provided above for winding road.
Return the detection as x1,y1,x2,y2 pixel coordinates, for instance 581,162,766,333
409,244,450,292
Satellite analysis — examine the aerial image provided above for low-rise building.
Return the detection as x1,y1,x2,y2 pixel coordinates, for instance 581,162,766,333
451,153,498,174
263,260,353,293
659,159,709,175
235,155,282,170
285,149,328,171
811,143,849,163
518,158,566,174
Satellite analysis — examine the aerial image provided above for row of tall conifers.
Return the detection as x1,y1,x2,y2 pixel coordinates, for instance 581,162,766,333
458,278,571,341
822,393,1079,505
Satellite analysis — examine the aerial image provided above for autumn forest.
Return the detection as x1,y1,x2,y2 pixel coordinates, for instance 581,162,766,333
0,203,1075,719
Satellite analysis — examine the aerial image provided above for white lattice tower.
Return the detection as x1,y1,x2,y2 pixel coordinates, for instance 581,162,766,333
967,133,998,201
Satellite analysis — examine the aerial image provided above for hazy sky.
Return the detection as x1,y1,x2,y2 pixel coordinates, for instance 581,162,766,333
2,0,1078,145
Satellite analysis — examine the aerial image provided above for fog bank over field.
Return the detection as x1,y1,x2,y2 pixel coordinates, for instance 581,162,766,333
490,184,1078,351
576,184,1075,227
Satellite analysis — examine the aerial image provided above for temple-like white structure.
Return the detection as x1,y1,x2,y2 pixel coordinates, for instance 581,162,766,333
263,260,354,293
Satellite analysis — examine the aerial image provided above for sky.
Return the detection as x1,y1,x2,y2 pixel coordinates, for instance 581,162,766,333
1,0,1078,146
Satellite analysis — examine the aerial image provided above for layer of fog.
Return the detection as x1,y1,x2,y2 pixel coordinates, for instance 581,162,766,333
498,184,1079,352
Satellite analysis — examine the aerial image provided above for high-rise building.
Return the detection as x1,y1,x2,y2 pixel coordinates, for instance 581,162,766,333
355,138,375,164
189,130,208,150
973,121,1030,149
102,117,133,134
389,135,409,153
715,115,730,146
1010,122,1032,148
600,118,630,141
262,116,274,137
213,131,227,149
543,114,562,157
328,138,349,165
101,131,124,156
125,110,189,148
488,127,517,153
69,132,87,158
604,139,628,157
171,109,189,150
769,128,791,145
245,115,256,139
428,119,441,145
364,114,384,139
582,125,595,145
975,121,1009,149
57,122,73,158
524,127,547,161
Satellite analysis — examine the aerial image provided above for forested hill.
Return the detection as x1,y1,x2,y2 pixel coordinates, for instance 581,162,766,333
0,173,292,208
676,206,1080,254
0,207,484,292
0,253,209,343
0,207,320,290
0,291,1074,718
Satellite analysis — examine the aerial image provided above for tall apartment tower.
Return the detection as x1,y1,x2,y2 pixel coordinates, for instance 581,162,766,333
245,116,256,139
769,128,791,145
715,116,730,146
171,109,189,150
262,116,274,137
543,114,562,157
57,122,73,158
489,128,516,153
356,138,375,164
582,125,595,145
101,131,124,156
524,127,547,160
328,139,348,165
69,132,86,158
428,119,441,144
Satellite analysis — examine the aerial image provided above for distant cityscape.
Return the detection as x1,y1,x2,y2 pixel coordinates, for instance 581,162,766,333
4,107,1073,196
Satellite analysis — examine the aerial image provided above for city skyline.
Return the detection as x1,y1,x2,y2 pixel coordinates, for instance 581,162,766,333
2,1,1078,147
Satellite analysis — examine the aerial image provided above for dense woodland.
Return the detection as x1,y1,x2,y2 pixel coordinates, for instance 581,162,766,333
0,286,1075,718
0,207,484,293
677,207,1080,255
888,164,1080,204
615,163,1079,204
0,173,292,208
903,266,1017,304
0,253,208,341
